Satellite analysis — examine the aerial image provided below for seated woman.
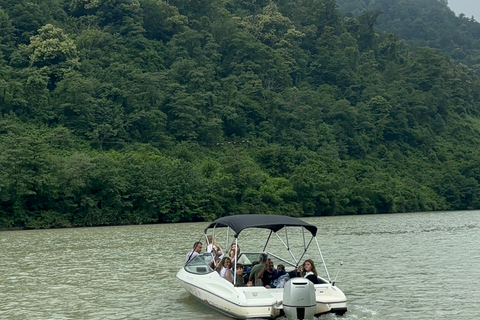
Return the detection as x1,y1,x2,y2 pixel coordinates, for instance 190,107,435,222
300,259,320,284
213,245,224,259
217,257,234,283
228,243,251,265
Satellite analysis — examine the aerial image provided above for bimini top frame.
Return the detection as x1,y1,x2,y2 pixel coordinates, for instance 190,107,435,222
204,214,330,283
204,214,317,237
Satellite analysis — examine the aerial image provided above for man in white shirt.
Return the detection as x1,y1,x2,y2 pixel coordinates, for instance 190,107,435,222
185,241,203,264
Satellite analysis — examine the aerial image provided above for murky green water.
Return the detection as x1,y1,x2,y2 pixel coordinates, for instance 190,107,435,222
1,211,479,319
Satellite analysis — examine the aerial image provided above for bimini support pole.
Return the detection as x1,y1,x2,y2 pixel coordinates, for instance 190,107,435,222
274,228,298,265
207,225,217,252
263,230,273,252
233,237,238,286
314,236,331,282
302,227,306,250
212,225,216,246
226,228,230,253
296,235,314,265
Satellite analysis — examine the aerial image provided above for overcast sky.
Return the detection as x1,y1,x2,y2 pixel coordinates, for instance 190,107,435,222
448,0,480,20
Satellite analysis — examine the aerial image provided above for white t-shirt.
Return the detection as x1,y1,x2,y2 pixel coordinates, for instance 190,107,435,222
185,250,199,264
206,244,213,253
220,267,233,281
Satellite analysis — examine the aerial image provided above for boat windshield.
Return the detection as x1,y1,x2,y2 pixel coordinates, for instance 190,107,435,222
184,253,215,275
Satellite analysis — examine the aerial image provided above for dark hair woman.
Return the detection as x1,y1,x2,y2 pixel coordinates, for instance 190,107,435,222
301,259,319,284
219,257,233,283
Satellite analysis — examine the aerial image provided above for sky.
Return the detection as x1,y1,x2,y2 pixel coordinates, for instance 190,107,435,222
447,0,480,21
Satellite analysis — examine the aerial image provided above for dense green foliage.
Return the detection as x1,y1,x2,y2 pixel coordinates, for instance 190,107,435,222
336,0,480,73
1,0,480,229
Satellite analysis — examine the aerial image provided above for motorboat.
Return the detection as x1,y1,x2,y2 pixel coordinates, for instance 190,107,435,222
176,214,347,319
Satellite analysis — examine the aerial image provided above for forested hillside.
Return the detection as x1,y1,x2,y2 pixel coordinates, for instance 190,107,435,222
1,0,480,229
336,0,480,72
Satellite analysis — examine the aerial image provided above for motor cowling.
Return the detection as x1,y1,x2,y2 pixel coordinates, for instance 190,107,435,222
282,277,316,320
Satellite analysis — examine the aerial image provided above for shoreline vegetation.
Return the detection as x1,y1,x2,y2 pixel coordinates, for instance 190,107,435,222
1,0,480,229
0,210,476,232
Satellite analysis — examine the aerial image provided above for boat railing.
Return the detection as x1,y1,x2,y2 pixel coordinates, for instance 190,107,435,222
266,251,296,268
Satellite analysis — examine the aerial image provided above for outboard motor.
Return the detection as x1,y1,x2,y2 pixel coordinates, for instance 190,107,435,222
283,277,316,320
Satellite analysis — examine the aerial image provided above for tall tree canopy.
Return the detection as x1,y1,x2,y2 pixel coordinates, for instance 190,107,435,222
1,0,480,228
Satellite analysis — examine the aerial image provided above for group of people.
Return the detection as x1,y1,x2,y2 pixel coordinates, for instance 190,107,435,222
185,237,320,287
185,237,249,285
248,253,319,288
248,253,285,287
214,242,250,286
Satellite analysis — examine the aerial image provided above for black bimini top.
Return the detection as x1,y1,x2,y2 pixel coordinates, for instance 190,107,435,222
204,214,317,237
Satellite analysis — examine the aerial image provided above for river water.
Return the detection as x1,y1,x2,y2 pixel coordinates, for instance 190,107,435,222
1,210,479,320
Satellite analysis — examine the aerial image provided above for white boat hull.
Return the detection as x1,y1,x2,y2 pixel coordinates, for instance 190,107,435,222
177,268,347,319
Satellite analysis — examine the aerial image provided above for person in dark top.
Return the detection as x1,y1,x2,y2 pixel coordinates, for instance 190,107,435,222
234,264,246,287
286,259,320,284
300,259,319,284
257,259,283,288
271,264,286,287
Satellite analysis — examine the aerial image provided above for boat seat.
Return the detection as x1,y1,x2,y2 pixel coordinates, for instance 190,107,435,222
317,277,328,284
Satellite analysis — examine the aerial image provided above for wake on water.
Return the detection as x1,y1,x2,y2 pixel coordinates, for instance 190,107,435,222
277,305,378,320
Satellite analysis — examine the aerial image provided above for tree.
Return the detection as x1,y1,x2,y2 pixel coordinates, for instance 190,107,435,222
356,10,381,51
28,24,78,67
0,117,57,228
140,0,187,42
0,8,15,56
27,24,79,90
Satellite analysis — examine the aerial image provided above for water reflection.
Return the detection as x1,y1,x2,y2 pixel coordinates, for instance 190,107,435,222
0,211,479,320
